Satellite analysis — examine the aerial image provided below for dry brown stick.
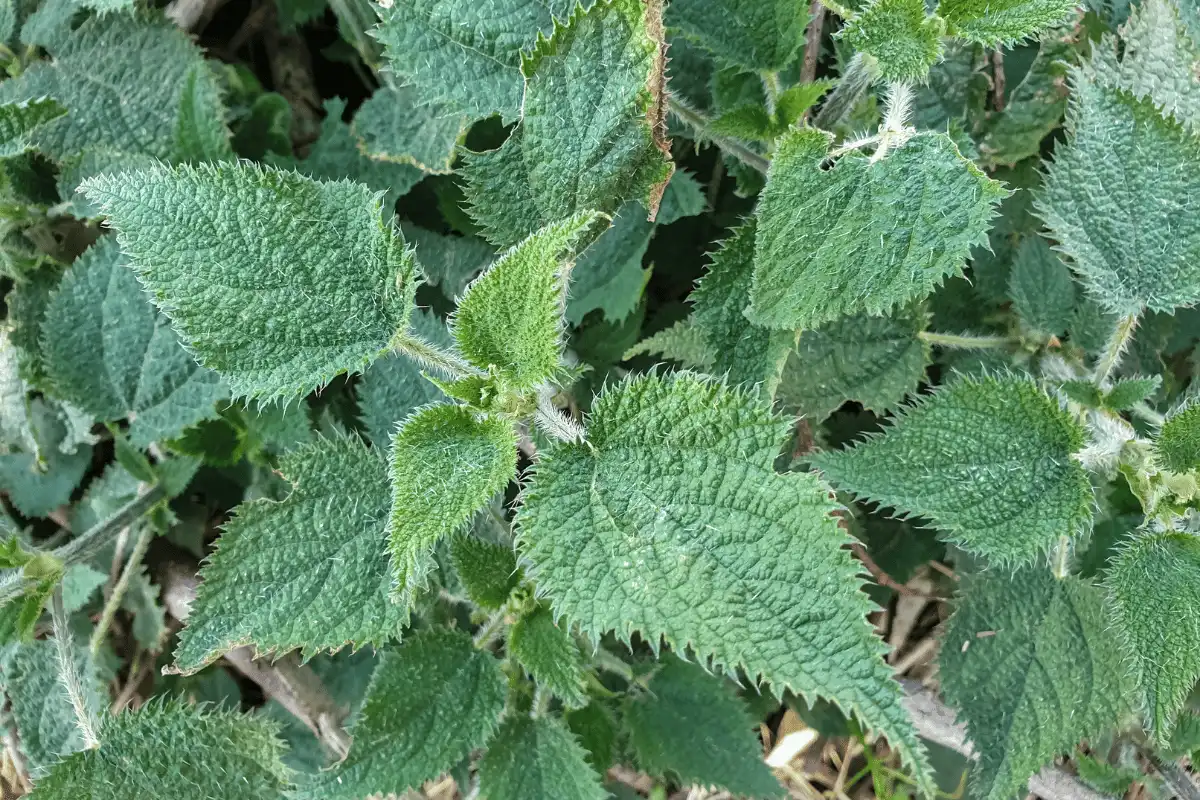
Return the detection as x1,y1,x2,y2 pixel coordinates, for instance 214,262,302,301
992,49,1007,111
159,563,352,759
800,0,826,86
850,542,942,600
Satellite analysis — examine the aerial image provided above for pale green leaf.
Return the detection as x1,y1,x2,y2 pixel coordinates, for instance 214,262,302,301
509,607,588,708
449,533,520,610
1008,236,1076,336
388,404,517,604
0,398,92,517
371,0,579,124
750,128,1006,330
0,15,229,162
666,0,808,72
1107,532,1200,740
812,374,1093,566
351,83,465,173
566,203,654,325
622,320,715,366
401,223,494,300
453,212,606,388
1156,402,1200,473
939,0,1077,46
0,98,65,159
30,700,291,799
479,715,607,800
57,149,159,220
839,0,945,83
172,435,404,674
1102,376,1161,412
60,564,106,613
294,629,506,799
1037,76,1200,315
940,570,1130,800
518,372,933,788
0,329,35,455
624,656,781,798
41,237,225,447
463,0,674,247
357,310,451,449
777,306,929,423
81,161,418,400
979,37,1073,166
690,220,792,393
656,168,707,225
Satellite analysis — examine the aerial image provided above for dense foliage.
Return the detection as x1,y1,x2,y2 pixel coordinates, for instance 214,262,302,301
0,0,1198,798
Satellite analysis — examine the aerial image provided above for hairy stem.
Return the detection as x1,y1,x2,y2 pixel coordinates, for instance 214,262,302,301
90,523,154,658
917,331,1015,350
472,608,508,649
1149,752,1200,800
1093,313,1140,387
591,647,635,682
391,330,479,379
813,53,878,131
1051,535,1072,580
761,71,782,116
52,587,99,750
665,95,770,175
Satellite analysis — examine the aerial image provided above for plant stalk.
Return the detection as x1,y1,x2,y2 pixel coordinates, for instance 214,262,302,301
1093,312,1139,388
665,95,770,175
90,523,154,657
813,53,877,131
391,331,479,379
917,331,1015,350
52,586,99,750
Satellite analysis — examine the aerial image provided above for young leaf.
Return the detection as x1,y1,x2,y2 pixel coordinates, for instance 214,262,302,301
623,656,781,798
172,435,404,674
31,700,291,799
518,372,933,788
1107,532,1200,740
1037,77,1200,315
623,319,716,367
839,0,945,83
0,14,229,162
666,0,808,72
939,570,1130,800
509,606,588,708
449,534,521,610
478,715,607,800
690,220,793,394
388,405,517,604
40,237,225,448
1007,236,1076,336
81,161,418,400
293,629,506,799
357,310,452,449
1156,402,1200,473
750,128,1006,330
463,0,674,247
351,83,465,174
0,98,66,159
812,375,1093,566
453,211,606,388
938,0,1076,46
776,306,929,423
371,0,578,124
1102,376,1161,412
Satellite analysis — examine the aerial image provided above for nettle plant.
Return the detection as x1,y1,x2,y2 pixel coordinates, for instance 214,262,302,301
1,0,1200,797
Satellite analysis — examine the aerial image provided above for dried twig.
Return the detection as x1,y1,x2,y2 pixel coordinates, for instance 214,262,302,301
800,0,826,87
851,542,942,600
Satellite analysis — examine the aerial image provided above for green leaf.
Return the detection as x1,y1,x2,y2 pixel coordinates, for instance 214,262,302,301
939,570,1130,800
453,212,606,388
709,103,775,142
1107,532,1200,740
31,700,291,799
273,98,423,211
518,372,933,788
41,237,225,447
839,0,945,83
56,149,159,220
623,656,781,798
351,83,465,174
449,533,520,610
1157,402,1200,472
463,0,674,247
3,638,103,776
1037,77,1200,315
81,161,418,400
812,374,1092,566
1102,376,1161,412
371,0,579,124
388,405,517,605
777,306,929,423
566,203,654,325
402,223,495,299
478,715,607,800
750,128,1006,330
0,14,229,162
0,398,92,518
0,98,66,159
979,37,1073,167
357,310,451,449
1008,236,1076,336
667,0,808,72
939,0,1077,46
172,435,403,674
509,606,588,708
776,80,835,127
691,220,792,393
294,629,506,799
623,320,715,366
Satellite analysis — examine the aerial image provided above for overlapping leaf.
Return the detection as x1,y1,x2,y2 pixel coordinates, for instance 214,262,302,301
1156,402,1200,472
839,0,945,82
979,37,1073,166
81,161,418,399
356,310,451,449
351,83,464,174
1007,236,1076,336
449,534,521,610
0,98,65,159
478,715,606,800
667,0,808,72
518,372,933,788
509,607,588,708
938,0,1077,46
